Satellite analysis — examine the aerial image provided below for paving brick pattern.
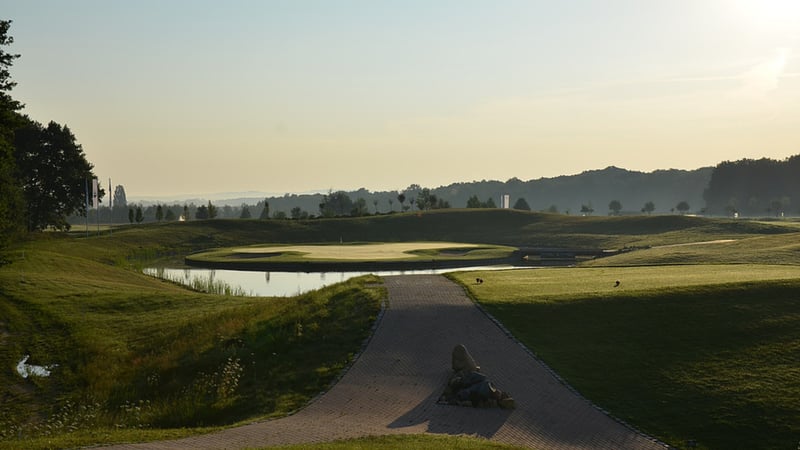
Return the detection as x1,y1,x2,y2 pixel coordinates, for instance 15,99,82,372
104,275,666,449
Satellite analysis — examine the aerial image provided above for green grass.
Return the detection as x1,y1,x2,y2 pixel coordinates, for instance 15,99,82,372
3,209,800,449
0,234,383,449
450,267,800,450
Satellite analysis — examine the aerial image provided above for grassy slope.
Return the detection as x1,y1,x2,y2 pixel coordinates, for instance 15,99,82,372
450,265,800,450
2,210,799,449
0,233,383,449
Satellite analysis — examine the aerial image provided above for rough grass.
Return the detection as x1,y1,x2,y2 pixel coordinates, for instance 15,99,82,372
3,210,799,449
0,235,383,449
450,267,800,450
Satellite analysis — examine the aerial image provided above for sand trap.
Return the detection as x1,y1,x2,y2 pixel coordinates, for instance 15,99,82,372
233,242,480,260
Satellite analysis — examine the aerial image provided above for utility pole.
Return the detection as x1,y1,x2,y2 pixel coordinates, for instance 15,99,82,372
108,177,113,236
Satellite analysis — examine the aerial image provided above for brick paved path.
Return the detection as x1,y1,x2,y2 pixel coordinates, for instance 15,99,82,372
106,275,666,449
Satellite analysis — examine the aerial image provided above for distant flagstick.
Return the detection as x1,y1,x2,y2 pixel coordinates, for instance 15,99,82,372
85,178,89,237
93,178,99,234
109,177,113,236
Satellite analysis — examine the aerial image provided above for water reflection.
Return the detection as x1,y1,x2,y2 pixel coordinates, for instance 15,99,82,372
144,265,525,297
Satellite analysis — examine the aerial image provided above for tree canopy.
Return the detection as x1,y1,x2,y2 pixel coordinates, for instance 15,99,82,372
703,156,800,216
14,117,100,230
0,20,24,250
608,200,622,216
0,21,101,239
513,197,531,211
319,190,353,217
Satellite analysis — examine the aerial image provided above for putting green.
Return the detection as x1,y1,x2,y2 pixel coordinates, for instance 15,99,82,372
231,242,481,260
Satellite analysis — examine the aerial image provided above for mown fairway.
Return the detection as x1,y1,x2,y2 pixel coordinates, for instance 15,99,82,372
451,264,800,450
1,210,799,449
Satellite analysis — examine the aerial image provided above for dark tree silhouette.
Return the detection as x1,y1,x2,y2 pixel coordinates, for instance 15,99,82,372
513,197,531,211
240,204,251,219
14,118,100,230
608,200,622,216
259,199,270,219
0,20,25,249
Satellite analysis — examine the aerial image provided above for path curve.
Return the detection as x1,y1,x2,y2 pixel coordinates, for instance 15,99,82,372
106,275,665,450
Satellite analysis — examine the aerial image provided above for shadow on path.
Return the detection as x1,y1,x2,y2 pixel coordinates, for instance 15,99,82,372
101,275,665,450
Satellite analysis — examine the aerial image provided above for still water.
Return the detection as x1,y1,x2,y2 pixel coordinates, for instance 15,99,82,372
144,266,523,297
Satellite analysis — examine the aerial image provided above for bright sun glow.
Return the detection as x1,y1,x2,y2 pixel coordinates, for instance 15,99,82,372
735,0,800,32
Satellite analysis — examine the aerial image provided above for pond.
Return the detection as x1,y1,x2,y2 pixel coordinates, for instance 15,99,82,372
144,265,528,297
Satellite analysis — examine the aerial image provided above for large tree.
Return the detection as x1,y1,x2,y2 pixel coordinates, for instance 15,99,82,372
0,20,24,250
258,199,270,220
14,117,100,230
240,204,251,219
351,197,369,216
206,200,217,219
608,200,622,216
112,184,128,222
513,197,531,211
319,190,353,217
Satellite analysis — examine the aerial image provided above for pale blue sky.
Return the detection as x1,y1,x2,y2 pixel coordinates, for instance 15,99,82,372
3,0,800,197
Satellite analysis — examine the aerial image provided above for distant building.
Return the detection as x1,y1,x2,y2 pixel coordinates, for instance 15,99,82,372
501,194,510,209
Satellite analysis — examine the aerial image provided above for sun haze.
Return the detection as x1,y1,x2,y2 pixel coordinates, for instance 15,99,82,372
4,1,800,197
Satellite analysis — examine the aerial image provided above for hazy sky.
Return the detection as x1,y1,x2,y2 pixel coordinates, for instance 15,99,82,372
4,0,800,198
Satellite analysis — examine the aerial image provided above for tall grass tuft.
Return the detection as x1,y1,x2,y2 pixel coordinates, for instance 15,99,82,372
144,268,253,296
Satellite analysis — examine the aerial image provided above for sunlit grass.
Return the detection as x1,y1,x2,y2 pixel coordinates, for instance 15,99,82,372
449,267,800,450
188,242,516,265
456,264,800,304
584,233,800,266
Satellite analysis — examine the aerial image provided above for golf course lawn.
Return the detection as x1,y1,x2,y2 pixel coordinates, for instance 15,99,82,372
3,211,800,450
188,242,516,264
450,264,800,450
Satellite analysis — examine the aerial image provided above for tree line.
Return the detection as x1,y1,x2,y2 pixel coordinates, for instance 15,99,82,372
703,155,800,217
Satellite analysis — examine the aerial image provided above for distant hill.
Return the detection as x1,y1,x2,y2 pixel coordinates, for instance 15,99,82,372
251,166,713,216
128,166,714,218
85,156,800,223
435,166,712,215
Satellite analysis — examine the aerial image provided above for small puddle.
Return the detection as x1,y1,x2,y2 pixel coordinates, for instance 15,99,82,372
16,355,57,378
